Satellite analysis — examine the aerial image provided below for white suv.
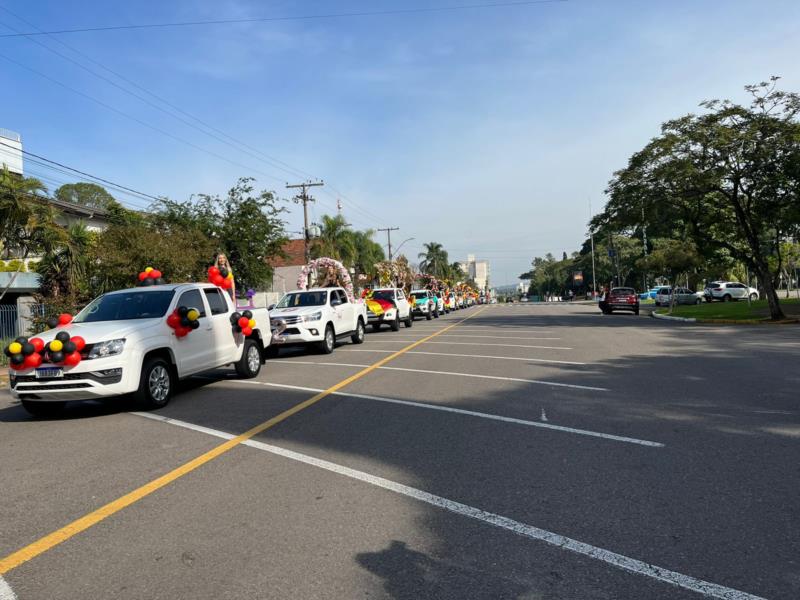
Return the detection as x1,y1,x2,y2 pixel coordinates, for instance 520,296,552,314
705,282,759,302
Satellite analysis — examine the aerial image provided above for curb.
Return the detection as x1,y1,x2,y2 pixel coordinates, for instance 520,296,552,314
651,312,696,323
652,312,800,325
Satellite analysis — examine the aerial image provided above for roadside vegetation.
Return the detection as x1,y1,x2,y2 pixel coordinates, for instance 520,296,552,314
656,298,800,321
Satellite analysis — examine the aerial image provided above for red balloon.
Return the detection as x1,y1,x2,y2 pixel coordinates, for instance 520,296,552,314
150,269,162,279
238,316,250,328
30,337,45,352
23,353,43,368
138,272,148,281
58,313,73,325
71,336,86,352
166,313,181,329
221,278,232,290
241,326,253,337
64,351,82,366
211,274,225,286
208,266,220,277
175,327,190,338
9,362,23,371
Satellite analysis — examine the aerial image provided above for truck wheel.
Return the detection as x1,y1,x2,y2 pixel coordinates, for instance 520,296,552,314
723,294,732,302
433,307,439,318
135,356,174,409
425,306,432,320
404,313,413,328
749,293,758,301
318,324,335,354
20,400,66,418
372,323,381,333
351,319,365,344
390,314,400,331
235,339,262,378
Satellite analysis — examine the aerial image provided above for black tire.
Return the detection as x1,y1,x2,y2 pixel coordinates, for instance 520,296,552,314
20,399,66,418
351,319,365,344
135,356,174,409
723,294,732,302
318,324,335,354
695,298,702,305
634,308,640,315
425,308,432,321
404,313,413,328
390,314,400,331
749,293,758,301
433,307,439,318
235,339,262,378
372,323,381,333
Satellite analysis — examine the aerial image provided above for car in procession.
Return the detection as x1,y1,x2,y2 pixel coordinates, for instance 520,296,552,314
446,292,458,311
410,289,439,320
600,287,640,315
364,287,413,331
434,291,448,314
268,287,367,353
7,283,271,416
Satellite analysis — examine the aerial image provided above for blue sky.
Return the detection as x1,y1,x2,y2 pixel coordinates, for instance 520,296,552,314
2,0,799,286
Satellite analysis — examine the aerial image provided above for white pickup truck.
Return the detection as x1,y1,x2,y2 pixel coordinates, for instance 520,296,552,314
367,288,413,331
268,287,367,354
8,283,271,416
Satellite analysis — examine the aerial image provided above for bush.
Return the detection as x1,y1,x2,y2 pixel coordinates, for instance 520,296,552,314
1,259,26,273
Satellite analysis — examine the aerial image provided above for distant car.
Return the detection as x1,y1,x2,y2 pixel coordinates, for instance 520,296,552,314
639,287,662,300
410,289,438,320
446,292,458,311
433,291,448,314
704,282,759,302
655,287,703,306
601,287,640,315
519,296,529,303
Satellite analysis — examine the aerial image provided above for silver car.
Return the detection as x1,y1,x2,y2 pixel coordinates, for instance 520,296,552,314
655,287,703,306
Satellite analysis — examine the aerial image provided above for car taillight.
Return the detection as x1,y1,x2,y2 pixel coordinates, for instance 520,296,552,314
713,288,722,291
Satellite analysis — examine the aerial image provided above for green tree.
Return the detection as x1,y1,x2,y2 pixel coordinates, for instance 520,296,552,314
36,222,94,300
418,242,450,280
637,239,702,313
350,229,385,282
311,214,356,265
55,182,117,210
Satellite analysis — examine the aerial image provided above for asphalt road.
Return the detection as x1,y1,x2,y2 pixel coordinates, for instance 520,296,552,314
1,303,799,599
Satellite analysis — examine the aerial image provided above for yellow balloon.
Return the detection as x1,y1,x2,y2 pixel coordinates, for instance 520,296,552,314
49,340,63,352
248,319,256,328
8,342,22,354
145,267,154,273
186,309,200,321
227,272,234,280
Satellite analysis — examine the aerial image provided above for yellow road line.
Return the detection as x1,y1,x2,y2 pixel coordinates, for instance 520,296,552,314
0,308,486,575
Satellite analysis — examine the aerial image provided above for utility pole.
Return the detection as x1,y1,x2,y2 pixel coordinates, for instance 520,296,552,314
287,181,324,263
641,203,648,292
589,199,597,298
378,227,400,261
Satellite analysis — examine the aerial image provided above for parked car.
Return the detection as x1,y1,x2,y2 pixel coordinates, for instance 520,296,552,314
446,292,458,311
269,287,367,354
601,287,640,315
433,291,448,314
704,282,759,302
410,289,438,320
9,283,271,416
639,287,663,301
655,287,703,306
366,288,413,331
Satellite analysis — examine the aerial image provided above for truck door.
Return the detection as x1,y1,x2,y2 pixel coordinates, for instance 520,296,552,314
330,289,351,334
174,288,214,376
204,287,239,365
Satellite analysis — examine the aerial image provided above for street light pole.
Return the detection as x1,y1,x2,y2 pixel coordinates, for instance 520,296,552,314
287,180,324,264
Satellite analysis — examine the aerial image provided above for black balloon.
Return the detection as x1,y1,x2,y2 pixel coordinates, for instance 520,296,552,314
63,341,77,354
15,336,28,344
154,278,165,285
232,325,242,333
230,311,242,324
242,310,253,319
10,354,24,365
178,306,189,317
47,317,59,329
56,331,70,343
190,320,200,330
180,317,191,327
21,342,35,356
219,267,229,278
48,351,64,364
3,346,12,357
141,277,155,286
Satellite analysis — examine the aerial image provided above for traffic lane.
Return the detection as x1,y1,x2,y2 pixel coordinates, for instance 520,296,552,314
251,377,795,599
5,430,701,600
0,391,223,558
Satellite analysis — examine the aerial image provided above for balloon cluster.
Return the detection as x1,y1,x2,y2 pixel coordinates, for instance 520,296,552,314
166,306,201,338
208,266,233,290
4,333,85,371
137,266,164,286
46,313,73,330
230,310,255,337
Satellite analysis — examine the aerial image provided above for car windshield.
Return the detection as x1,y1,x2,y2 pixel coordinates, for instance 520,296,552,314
276,291,327,308
611,288,636,295
410,290,427,296
74,290,175,322
371,290,395,302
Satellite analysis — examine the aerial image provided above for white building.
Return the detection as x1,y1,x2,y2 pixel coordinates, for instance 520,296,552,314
464,254,490,291
0,128,24,175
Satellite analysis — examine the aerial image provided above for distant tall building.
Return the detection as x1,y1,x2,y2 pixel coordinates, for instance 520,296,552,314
465,254,490,291
0,128,23,175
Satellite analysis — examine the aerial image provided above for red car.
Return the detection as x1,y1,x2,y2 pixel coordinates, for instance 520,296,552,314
600,287,640,315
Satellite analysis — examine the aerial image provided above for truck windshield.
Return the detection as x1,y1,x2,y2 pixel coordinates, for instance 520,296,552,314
371,291,395,302
276,291,327,308
74,290,175,323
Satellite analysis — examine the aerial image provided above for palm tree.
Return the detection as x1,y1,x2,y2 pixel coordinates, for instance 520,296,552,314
37,222,92,299
310,214,356,265
418,242,450,279
350,229,385,282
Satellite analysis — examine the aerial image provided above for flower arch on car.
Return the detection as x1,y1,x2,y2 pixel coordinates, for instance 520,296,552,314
296,257,356,302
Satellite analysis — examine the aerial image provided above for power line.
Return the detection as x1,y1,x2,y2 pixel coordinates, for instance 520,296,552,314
0,1,566,38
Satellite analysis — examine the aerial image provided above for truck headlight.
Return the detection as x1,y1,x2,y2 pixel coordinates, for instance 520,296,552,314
302,311,323,322
87,339,126,359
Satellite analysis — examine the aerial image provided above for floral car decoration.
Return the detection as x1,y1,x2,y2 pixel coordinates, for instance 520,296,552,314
296,257,356,301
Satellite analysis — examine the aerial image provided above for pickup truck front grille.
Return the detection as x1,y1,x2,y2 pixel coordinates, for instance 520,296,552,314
16,383,92,391
274,315,302,325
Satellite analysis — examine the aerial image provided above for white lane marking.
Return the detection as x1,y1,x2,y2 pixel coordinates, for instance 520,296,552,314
0,577,17,600
133,413,762,600
228,380,663,447
437,334,561,340
274,361,608,392
365,340,574,350
342,348,587,366
541,408,548,422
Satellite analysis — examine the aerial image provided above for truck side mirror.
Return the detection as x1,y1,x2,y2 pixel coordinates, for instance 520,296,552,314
331,298,341,307
268,304,275,311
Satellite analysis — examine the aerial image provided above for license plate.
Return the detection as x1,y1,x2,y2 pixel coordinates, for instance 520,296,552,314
36,367,63,379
